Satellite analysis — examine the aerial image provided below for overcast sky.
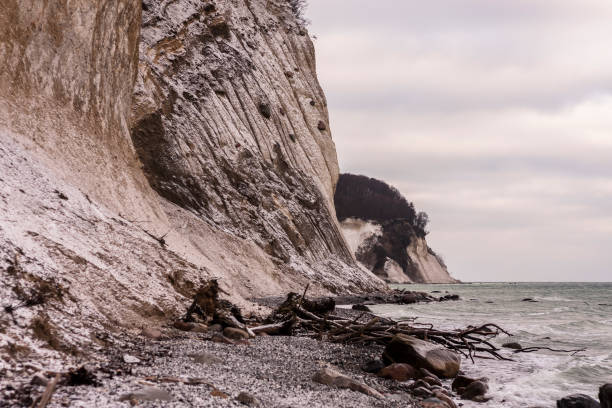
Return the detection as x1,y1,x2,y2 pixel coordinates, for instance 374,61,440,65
306,0,612,282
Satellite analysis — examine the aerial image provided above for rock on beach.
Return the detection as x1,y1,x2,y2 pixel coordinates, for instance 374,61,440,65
383,334,461,378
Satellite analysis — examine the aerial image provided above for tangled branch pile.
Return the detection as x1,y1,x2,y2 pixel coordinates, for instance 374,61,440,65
252,290,514,363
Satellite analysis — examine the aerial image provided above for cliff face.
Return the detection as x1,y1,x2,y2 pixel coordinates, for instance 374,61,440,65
131,0,353,268
0,0,384,363
340,218,457,284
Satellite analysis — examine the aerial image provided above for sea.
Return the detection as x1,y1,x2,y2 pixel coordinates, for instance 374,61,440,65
371,282,612,407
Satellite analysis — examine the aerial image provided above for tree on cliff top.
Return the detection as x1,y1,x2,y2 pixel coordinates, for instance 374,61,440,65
334,173,429,236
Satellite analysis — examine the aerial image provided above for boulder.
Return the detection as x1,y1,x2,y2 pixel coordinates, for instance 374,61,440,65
383,334,461,378
312,367,383,399
557,394,601,408
461,381,489,400
377,363,418,381
419,397,451,408
361,359,386,374
600,384,612,408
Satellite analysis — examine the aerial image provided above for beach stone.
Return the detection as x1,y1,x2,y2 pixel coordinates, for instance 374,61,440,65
419,368,440,381
191,352,222,365
413,387,433,398
422,375,442,387
30,373,48,386
123,354,141,364
140,327,162,340
361,359,386,373
461,380,489,400
451,375,487,391
224,327,249,340
434,391,458,408
502,342,523,349
173,320,195,331
557,394,601,408
211,333,235,344
236,391,260,406
600,384,612,408
378,363,418,381
413,379,432,390
419,397,450,408
352,303,372,312
312,367,383,399
383,334,461,378
119,386,172,402
209,323,223,332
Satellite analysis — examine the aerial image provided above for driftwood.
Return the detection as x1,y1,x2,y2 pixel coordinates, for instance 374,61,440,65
35,374,60,408
513,346,586,356
251,292,587,362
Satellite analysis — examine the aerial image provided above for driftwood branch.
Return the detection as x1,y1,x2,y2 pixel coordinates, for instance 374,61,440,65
35,374,60,408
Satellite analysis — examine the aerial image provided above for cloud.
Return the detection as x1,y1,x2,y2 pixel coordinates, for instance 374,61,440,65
307,1,612,281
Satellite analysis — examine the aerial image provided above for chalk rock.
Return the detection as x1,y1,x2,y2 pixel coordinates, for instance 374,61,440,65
383,334,461,378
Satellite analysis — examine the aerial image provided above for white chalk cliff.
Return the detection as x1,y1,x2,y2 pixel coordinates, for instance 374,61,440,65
340,218,457,284
0,0,385,362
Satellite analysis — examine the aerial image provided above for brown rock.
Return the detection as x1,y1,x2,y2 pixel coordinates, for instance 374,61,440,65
461,381,489,400
211,332,235,344
451,375,487,391
173,320,195,331
419,368,440,381
600,384,612,408
223,327,249,340
141,327,162,340
191,323,209,333
434,391,457,408
378,363,418,381
383,334,461,378
317,121,327,131
236,391,260,406
413,387,433,398
312,367,383,399
422,376,442,387
419,397,449,407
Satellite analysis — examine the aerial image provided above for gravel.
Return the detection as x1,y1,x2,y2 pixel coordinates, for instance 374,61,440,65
28,333,419,408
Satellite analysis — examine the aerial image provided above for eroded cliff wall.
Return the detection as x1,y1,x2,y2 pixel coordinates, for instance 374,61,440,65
0,0,384,364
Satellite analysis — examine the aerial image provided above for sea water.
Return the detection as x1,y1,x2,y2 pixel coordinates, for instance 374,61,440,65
371,282,612,407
